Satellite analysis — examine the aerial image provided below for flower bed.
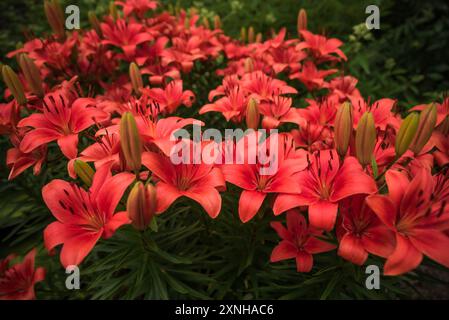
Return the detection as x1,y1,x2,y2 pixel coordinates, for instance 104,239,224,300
1,0,449,299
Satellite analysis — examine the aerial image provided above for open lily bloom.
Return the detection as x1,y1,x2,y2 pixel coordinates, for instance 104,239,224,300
367,169,449,275
18,91,107,159
274,149,377,231
0,249,45,300
43,166,135,267
271,209,335,272
142,153,225,218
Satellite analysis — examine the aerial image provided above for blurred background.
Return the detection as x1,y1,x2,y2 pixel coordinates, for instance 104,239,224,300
1,0,448,109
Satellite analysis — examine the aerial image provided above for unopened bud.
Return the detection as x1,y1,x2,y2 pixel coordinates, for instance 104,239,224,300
44,0,65,39
410,103,437,154
255,33,263,43
129,62,143,95
248,26,255,43
2,65,26,105
74,160,95,187
395,112,419,157
246,98,260,130
355,112,376,166
244,57,254,73
240,27,247,43
189,7,198,17
184,16,190,30
19,54,44,98
109,1,118,20
88,11,102,35
120,112,142,172
213,15,221,29
127,182,156,231
202,17,210,29
334,102,353,157
297,9,307,35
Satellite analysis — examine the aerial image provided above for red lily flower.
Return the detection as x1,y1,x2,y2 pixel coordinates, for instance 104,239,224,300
7,129,47,180
142,149,226,218
142,64,180,86
349,97,399,130
95,93,202,157
366,169,449,275
147,80,195,114
327,76,361,102
161,43,204,73
77,31,117,78
274,149,377,231
270,210,336,272
9,36,78,80
290,61,337,91
265,45,306,74
432,131,449,166
241,71,298,101
200,86,248,122
259,96,305,129
116,0,158,18
297,30,347,62
140,117,203,155
18,92,107,159
224,42,251,60
68,132,122,178
337,195,395,265
411,97,449,129
207,75,240,101
290,124,333,153
101,19,154,60
0,100,20,135
43,166,135,267
135,36,168,66
265,28,292,49
369,140,396,176
222,133,309,222
0,249,45,300
298,96,339,127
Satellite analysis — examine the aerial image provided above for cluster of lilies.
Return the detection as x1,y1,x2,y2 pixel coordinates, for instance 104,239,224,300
1,0,449,300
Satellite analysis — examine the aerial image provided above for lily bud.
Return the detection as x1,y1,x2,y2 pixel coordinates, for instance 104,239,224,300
244,57,254,73
240,27,247,43
127,182,157,231
410,103,437,154
109,1,118,20
334,102,353,157
395,112,419,157
248,26,255,43
74,160,95,187
355,111,376,166
189,7,198,17
184,16,190,30
2,65,27,105
297,9,307,35
213,15,221,29
44,0,65,39
129,62,143,95
255,33,263,43
202,17,210,29
120,112,142,172
19,54,44,98
246,98,260,130
88,11,102,36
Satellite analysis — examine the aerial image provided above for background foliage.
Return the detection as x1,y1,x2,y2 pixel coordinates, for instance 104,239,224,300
1,0,449,299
